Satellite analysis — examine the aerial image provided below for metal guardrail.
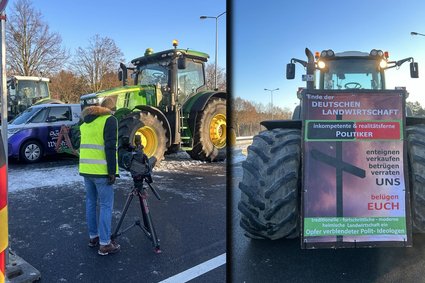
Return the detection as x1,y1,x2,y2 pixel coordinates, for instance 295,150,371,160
235,136,253,141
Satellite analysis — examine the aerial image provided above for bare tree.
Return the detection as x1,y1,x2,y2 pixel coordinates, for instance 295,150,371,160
73,34,124,93
50,71,86,103
205,63,226,91
6,0,68,76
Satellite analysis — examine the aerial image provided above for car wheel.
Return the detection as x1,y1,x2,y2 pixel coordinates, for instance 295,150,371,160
20,140,43,163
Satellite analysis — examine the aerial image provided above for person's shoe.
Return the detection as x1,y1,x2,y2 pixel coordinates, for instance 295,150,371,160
98,241,120,256
88,236,99,248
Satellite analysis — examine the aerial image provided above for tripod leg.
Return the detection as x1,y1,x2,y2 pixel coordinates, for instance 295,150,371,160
138,191,161,253
112,190,135,239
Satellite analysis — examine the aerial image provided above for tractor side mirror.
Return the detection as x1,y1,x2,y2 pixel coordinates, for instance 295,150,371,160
10,78,16,89
178,57,186,70
119,63,128,86
286,63,295,79
410,62,419,78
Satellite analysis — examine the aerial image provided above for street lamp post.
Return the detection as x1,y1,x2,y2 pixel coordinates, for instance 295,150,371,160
411,31,425,37
200,11,226,90
264,88,279,119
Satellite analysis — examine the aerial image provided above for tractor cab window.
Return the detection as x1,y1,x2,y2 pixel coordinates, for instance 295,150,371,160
321,58,383,90
137,64,168,88
8,80,50,110
177,60,205,103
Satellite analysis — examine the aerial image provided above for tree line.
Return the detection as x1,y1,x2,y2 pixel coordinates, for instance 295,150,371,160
232,97,292,136
6,0,226,103
233,98,425,137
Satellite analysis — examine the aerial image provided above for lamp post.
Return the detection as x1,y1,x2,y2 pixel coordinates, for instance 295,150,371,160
200,11,226,90
411,31,425,37
264,88,279,119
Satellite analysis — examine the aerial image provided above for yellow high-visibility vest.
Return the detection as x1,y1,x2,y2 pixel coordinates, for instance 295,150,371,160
79,115,118,175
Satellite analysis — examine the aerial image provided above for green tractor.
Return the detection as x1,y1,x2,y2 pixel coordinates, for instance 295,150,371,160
80,41,226,163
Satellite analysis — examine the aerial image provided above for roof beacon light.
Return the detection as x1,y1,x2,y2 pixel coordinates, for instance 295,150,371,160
384,51,389,58
144,48,154,56
172,39,179,48
315,51,320,60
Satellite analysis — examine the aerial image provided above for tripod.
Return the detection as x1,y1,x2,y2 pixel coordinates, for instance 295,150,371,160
111,175,161,253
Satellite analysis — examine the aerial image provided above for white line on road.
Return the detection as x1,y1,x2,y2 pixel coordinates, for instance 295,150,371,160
158,253,226,283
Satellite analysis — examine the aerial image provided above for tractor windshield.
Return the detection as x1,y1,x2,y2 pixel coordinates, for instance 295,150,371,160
9,80,50,103
177,60,205,103
137,63,169,88
321,58,383,90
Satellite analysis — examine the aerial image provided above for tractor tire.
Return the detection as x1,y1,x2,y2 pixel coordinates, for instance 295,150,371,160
406,124,425,232
118,111,168,163
20,140,43,163
188,98,226,162
238,128,301,240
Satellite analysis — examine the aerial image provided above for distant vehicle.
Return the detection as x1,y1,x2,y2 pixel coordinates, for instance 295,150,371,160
7,103,81,163
2,75,63,121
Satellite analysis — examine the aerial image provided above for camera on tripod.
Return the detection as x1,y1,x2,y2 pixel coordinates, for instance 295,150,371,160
114,134,161,253
119,135,155,186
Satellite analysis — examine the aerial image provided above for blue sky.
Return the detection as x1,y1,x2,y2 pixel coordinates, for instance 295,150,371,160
233,0,425,110
5,0,226,70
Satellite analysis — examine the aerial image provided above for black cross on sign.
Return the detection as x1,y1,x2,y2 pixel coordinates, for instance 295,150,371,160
309,115,366,243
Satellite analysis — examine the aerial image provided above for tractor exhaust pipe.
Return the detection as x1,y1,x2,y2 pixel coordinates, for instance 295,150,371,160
305,48,315,90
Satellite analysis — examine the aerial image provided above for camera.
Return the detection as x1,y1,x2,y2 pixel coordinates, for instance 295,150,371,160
119,135,154,185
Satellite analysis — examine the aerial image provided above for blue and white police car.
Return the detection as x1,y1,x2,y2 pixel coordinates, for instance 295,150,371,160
7,103,81,163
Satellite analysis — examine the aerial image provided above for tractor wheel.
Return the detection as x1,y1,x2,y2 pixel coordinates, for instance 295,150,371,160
20,140,43,163
406,124,425,232
188,98,226,162
118,111,168,163
238,128,301,240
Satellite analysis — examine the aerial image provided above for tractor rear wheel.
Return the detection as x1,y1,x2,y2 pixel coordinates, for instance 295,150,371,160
188,98,226,162
118,111,168,163
238,128,301,240
407,124,425,232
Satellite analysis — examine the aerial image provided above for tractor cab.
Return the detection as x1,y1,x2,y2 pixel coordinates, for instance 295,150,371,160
287,48,419,91
120,40,209,110
6,76,51,120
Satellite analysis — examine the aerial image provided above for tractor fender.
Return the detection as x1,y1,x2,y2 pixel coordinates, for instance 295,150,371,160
183,91,226,133
261,119,302,130
132,105,172,147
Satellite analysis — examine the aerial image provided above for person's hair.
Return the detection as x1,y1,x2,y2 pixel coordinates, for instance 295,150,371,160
101,97,116,111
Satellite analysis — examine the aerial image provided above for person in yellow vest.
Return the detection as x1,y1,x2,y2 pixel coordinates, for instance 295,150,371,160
79,97,120,256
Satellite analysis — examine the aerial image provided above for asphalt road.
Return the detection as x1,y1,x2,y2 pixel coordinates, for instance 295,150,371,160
7,154,226,282
231,157,425,283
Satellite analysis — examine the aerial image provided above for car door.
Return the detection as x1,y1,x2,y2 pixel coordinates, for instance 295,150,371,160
42,106,74,155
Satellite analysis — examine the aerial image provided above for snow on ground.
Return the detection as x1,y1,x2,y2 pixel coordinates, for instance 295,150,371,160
7,151,211,193
7,150,244,193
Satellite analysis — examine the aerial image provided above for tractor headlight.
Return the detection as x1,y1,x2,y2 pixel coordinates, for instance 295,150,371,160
379,59,388,69
317,60,326,69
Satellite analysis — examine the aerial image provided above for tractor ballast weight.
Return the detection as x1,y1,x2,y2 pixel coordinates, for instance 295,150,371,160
239,48,425,248
80,41,226,163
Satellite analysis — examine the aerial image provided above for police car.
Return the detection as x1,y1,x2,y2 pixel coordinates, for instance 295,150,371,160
7,104,81,163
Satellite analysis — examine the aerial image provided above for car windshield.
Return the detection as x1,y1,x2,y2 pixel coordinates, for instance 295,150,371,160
10,107,40,125
321,58,383,90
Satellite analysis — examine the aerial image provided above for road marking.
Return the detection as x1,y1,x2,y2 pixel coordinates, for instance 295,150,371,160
158,253,226,283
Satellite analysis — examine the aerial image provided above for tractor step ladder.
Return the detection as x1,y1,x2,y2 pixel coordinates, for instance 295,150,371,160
179,110,192,148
